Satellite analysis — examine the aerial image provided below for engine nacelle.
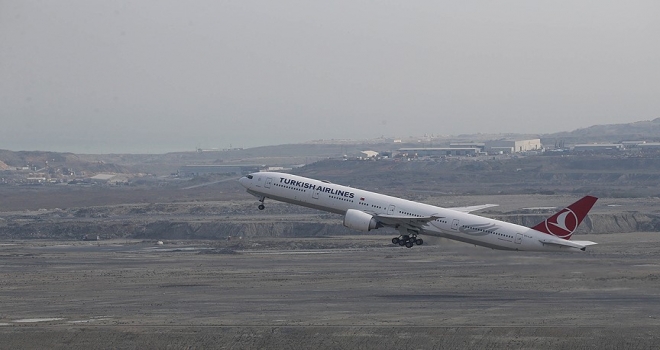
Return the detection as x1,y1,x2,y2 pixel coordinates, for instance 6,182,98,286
343,209,379,232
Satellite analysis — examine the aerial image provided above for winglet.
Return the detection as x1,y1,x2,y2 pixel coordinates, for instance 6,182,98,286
530,196,598,240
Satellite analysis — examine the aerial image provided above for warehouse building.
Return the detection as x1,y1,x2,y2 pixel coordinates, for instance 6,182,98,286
450,143,486,152
485,139,542,154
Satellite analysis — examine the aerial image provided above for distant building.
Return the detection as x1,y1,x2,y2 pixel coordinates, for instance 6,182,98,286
638,143,660,150
621,141,646,148
450,143,486,152
360,150,379,158
572,144,623,152
398,147,480,157
88,174,130,185
90,174,116,182
485,139,542,154
26,177,47,184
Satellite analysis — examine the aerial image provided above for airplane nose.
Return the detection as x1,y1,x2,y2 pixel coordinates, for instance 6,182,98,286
238,176,248,188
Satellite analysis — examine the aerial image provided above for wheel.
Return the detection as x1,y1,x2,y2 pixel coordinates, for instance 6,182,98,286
415,238,423,245
258,204,265,210
398,240,406,246
406,242,414,248
392,237,400,244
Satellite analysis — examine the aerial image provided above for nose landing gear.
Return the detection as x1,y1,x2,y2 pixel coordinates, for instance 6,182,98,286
257,196,265,210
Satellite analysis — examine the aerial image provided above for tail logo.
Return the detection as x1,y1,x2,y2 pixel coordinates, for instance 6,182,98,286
545,209,578,238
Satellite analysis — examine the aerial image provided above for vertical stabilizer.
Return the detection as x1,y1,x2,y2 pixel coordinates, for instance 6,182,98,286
531,196,598,240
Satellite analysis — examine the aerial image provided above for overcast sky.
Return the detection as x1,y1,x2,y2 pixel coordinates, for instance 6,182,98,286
1,1,659,153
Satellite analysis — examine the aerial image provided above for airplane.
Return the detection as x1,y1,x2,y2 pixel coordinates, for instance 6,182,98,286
239,172,598,252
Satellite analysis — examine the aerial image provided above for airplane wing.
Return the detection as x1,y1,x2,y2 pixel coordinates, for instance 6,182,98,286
369,205,496,232
448,204,498,213
372,213,443,232
538,238,598,251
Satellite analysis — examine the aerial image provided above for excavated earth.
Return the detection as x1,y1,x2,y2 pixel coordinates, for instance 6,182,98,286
2,156,660,348
2,195,660,241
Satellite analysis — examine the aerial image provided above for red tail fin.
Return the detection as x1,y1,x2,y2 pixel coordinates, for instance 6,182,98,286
531,196,598,240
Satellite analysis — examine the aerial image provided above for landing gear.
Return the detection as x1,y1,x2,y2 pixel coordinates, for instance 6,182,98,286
257,196,266,210
391,234,423,248
258,204,265,210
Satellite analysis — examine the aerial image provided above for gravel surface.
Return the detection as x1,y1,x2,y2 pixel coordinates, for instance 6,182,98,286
1,233,660,349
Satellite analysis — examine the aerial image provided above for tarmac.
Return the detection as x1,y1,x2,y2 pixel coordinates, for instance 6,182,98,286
1,233,660,349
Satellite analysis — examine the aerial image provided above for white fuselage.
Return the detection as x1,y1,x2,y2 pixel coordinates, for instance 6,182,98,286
239,172,586,252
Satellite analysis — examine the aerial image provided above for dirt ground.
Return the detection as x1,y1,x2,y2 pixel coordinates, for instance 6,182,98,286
1,233,660,349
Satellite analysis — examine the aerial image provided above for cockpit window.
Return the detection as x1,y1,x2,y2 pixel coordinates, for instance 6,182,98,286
246,175,253,179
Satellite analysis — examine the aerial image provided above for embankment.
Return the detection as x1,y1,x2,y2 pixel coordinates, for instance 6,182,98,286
1,213,658,240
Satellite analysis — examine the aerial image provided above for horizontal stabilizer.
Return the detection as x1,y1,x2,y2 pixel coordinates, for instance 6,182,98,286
538,238,597,251
570,240,598,247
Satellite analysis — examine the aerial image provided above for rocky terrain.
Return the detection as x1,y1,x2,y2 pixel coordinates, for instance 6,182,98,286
2,193,660,241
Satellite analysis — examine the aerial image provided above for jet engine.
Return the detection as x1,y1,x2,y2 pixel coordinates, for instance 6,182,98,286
343,209,379,231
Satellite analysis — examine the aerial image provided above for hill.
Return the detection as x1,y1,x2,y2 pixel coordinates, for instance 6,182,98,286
2,118,660,176
542,118,660,144
0,149,132,174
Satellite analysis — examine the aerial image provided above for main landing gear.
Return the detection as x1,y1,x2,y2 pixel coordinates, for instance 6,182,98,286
391,235,423,248
257,196,265,210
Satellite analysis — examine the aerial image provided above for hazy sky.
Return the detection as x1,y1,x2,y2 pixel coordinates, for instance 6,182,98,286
1,1,659,153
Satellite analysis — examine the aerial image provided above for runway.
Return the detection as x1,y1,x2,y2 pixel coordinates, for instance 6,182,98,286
1,233,659,348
